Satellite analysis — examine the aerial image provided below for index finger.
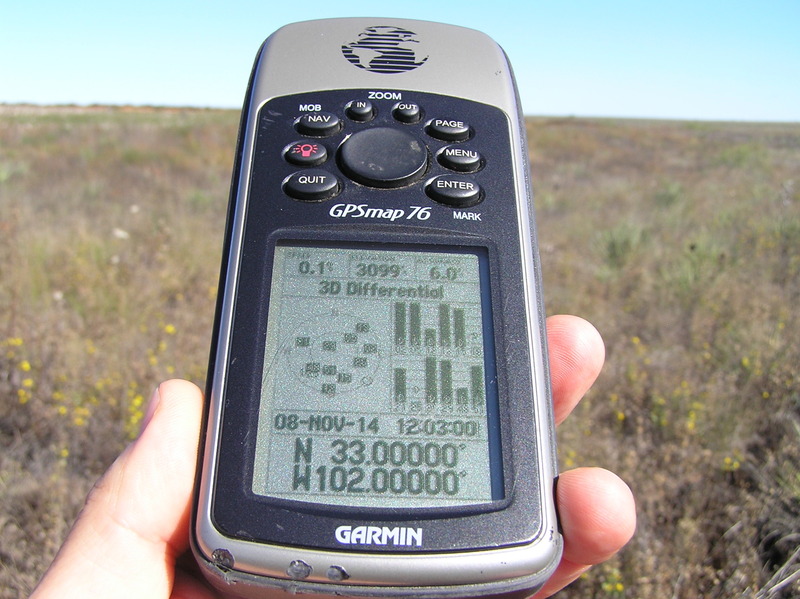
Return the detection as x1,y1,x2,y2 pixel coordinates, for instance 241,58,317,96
546,315,605,425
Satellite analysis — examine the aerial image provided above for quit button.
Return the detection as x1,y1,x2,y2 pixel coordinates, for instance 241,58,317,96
283,170,341,202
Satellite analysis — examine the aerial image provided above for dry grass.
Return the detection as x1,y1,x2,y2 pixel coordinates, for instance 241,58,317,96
0,105,236,596
1,106,798,598
529,117,800,598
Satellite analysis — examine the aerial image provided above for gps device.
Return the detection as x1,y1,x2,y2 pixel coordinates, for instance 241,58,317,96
192,18,561,598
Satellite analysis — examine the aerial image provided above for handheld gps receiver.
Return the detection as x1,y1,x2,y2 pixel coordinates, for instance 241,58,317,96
192,18,562,598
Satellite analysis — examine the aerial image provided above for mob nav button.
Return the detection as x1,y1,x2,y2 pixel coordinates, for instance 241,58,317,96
283,169,341,202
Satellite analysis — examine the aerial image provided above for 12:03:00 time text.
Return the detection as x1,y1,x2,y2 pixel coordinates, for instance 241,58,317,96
396,418,481,437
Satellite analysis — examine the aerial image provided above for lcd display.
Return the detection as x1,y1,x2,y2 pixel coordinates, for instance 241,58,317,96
252,243,502,508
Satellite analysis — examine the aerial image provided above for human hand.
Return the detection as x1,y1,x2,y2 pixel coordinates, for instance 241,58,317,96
531,316,636,597
30,315,635,599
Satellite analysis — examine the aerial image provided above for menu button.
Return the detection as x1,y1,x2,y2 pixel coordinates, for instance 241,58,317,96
438,146,482,172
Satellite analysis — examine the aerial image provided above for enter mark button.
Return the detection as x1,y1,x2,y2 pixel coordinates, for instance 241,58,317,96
425,175,483,208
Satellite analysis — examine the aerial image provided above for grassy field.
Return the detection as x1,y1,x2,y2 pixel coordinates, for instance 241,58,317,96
1,105,798,598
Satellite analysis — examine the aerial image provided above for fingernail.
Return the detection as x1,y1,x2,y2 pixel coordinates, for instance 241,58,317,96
139,385,162,434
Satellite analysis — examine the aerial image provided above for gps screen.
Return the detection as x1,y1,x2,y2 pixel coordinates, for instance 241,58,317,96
252,243,502,508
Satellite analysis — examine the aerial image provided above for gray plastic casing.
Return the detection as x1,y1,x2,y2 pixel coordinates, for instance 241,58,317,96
192,17,561,599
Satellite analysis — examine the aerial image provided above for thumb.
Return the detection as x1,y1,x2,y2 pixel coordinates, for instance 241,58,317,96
31,379,204,599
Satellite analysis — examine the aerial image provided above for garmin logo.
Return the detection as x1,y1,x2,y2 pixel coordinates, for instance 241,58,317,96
335,525,423,547
341,26,429,74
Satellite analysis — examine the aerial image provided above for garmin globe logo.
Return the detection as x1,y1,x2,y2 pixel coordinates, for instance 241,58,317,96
335,525,423,547
342,26,429,74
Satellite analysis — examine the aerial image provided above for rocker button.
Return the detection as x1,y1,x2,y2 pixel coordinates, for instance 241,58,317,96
295,112,342,137
283,170,341,202
425,175,483,207
338,127,428,188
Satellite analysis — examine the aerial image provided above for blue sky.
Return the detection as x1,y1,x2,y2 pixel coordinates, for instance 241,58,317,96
2,0,798,121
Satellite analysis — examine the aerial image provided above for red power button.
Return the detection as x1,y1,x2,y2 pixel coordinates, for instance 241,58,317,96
284,141,328,166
